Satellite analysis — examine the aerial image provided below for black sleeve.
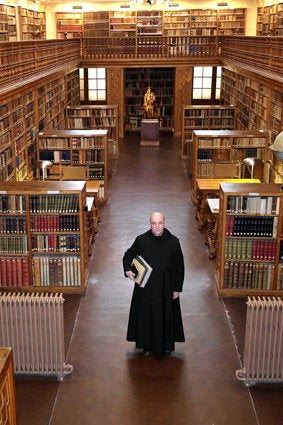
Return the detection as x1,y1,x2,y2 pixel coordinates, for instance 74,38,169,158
122,237,140,277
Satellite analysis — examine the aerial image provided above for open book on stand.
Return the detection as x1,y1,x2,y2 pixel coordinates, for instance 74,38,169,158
131,255,153,288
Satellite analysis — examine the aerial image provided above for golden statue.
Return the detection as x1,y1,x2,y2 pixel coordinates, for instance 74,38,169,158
143,86,157,119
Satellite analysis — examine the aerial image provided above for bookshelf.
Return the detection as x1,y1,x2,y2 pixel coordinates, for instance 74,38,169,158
125,67,174,130
19,7,46,40
163,10,190,36
38,129,108,202
216,182,283,297
136,10,162,35
83,11,109,37
218,8,246,35
0,348,17,425
181,105,235,168
191,129,269,204
56,12,83,39
257,3,280,35
109,10,136,37
0,181,88,293
65,105,119,158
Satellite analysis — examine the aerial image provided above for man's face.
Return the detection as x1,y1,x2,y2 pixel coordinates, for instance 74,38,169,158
150,214,165,236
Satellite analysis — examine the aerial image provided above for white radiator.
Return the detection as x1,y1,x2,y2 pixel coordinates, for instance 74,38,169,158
0,292,73,381
236,296,283,386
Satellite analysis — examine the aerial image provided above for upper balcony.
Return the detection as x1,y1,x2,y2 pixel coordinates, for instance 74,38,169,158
0,36,283,95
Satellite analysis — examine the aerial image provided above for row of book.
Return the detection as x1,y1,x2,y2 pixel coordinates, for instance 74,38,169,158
0,194,26,214
72,149,105,163
0,216,27,233
29,195,79,213
225,238,277,261
0,236,28,254
31,234,80,253
225,215,278,237
223,261,274,290
227,195,280,214
32,255,81,287
30,215,80,232
0,257,30,288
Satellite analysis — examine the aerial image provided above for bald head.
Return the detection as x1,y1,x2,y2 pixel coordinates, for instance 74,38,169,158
150,212,165,236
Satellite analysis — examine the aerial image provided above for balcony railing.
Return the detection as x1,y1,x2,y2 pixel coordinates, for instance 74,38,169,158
81,36,219,60
220,36,283,81
0,36,283,92
0,39,81,92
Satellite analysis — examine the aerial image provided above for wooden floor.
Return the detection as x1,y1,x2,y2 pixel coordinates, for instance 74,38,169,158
15,132,283,425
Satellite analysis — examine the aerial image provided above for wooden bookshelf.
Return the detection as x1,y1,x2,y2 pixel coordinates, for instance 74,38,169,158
191,129,269,204
218,8,246,36
83,11,109,38
109,10,136,37
0,181,88,293
216,182,283,297
163,10,190,36
137,10,162,35
257,3,279,35
65,105,119,168
125,67,174,130
38,129,108,202
181,105,235,169
19,7,46,40
0,348,17,425
56,12,83,39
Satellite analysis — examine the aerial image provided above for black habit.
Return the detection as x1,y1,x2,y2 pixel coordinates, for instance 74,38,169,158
123,228,185,355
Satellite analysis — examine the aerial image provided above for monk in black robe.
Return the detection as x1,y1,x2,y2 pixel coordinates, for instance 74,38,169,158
123,212,185,355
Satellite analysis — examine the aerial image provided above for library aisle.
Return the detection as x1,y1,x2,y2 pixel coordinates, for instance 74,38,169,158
15,132,283,425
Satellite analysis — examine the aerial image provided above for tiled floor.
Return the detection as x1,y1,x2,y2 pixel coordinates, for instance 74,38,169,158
15,132,283,425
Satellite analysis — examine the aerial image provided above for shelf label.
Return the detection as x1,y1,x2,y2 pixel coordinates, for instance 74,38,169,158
0,191,7,194
47,191,60,194
248,193,260,196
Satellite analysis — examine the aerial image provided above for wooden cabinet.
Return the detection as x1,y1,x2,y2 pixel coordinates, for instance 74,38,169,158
125,67,174,130
191,129,269,203
38,129,108,202
257,3,279,35
216,182,283,297
0,181,88,293
163,10,190,36
0,348,17,425
19,7,46,40
181,105,235,169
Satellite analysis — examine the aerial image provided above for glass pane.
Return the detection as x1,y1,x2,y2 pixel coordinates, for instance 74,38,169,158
97,68,106,78
97,90,106,101
194,67,203,77
202,78,212,88
203,67,213,77
88,68,97,79
97,79,106,90
193,78,203,89
193,89,202,99
79,68,84,78
89,80,97,90
80,89,84,101
202,88,211,99
215,88,221,99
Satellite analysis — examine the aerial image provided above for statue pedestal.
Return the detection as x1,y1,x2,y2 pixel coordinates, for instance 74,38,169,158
140,119,159,146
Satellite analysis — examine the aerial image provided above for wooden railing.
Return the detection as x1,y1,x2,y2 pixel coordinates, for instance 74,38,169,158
81,36,219,60
1,36,283,91
220,36,283,81
0,39,81,90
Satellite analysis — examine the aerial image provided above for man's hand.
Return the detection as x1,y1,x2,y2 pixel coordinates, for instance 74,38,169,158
173,292,179,299
126,271,136,281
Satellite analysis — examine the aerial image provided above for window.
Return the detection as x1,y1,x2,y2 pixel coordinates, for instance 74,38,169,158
192,66,222,105
79,68,107,104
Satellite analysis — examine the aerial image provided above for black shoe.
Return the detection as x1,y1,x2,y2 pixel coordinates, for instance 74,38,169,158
164,350,171,355
143,349,152,356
